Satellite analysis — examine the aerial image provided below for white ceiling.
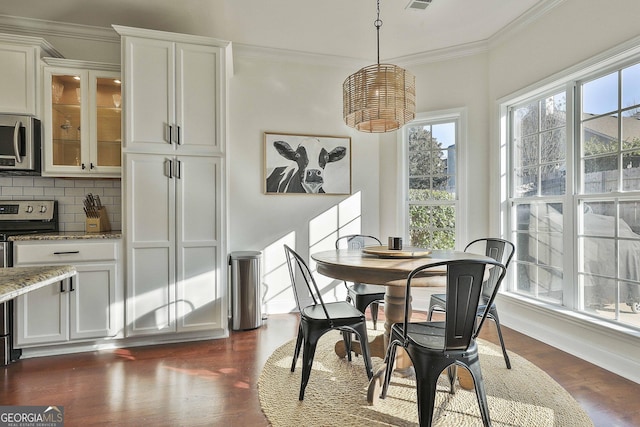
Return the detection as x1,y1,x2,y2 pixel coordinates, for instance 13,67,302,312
0,0,558,60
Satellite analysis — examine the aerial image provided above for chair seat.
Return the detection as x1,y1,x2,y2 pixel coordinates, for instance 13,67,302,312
301,301,365,323
392,321,480,354
391,321,447,349
348,283,386,297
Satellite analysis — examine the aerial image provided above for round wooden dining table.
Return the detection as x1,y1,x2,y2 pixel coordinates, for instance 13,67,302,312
311,247,492,402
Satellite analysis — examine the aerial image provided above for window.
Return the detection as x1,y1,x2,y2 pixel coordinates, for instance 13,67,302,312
404,111,461,250
578,64,640,323
504,59,640,330
510,92,567,304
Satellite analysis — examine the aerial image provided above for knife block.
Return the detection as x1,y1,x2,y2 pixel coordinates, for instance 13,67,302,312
85,207,111,233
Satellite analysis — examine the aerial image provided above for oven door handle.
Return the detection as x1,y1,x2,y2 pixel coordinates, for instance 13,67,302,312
13,120,23,164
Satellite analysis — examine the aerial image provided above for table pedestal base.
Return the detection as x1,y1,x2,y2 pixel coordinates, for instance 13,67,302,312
334,333,385,360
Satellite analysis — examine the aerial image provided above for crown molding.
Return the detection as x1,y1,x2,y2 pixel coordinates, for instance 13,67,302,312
388,40,490,67
42,57,120,72
489,0,566,49
233,43,367,69
112,25,230,49
0,28,62,58
233,40,490,69
0,14,119,45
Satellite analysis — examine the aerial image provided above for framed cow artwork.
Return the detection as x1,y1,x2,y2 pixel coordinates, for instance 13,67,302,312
264,132,352,195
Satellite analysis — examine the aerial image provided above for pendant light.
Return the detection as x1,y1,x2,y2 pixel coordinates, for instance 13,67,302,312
343,0,416,133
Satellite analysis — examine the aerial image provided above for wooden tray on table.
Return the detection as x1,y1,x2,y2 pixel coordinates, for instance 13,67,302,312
362,245,432,258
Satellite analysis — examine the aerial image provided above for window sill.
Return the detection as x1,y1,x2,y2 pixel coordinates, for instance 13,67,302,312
497,291,640,341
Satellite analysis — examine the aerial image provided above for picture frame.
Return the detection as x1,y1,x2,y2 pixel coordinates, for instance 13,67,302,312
264,132,352,195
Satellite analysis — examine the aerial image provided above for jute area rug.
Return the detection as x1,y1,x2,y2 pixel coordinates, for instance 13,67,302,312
258,329,593,427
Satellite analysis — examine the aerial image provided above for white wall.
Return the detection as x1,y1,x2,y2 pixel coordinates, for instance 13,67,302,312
228,53,381,314
379,53,491,245
487,0,640,383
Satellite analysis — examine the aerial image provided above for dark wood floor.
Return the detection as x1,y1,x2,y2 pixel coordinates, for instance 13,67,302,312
1,312,639,426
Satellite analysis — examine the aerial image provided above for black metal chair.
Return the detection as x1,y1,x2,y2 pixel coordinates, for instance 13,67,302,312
284,244,374,400
335,234,386,330
380,259,507,427
427,238,515,369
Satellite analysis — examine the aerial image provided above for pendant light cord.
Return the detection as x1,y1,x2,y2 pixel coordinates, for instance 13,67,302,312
375,0,382,65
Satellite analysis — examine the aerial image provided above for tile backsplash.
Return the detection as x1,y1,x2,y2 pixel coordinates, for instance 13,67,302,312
0,176,121,232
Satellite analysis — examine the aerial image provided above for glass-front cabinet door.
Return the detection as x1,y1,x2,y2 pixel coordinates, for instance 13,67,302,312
50,72,82,168
43,59,121,177
94,75,122,171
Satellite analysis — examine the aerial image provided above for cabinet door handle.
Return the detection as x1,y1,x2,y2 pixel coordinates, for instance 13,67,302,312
90,163,95,170
69,276,75,292
176,125,181,145
53,251,80,255
175,159,181,179
81,163,86,170
168,124,173,144
60,280,65,293
167,159,174,178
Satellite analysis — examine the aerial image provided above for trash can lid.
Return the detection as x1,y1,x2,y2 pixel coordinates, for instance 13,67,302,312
230,251,262,259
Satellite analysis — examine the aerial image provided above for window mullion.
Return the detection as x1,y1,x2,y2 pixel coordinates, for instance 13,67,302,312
566,81,579,311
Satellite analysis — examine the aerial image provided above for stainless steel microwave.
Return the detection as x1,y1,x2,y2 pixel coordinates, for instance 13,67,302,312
0,115,41,173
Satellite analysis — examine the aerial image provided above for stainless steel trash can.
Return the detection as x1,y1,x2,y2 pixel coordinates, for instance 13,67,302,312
229,251,262,330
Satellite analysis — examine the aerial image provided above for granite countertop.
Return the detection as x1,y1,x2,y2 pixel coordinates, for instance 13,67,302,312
9,231,122,241
0,265,77,304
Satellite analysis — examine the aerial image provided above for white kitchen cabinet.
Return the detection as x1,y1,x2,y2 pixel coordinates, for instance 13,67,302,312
118,25,228,339
0,34,61,116
42,58,121,178
13,240,123,347
124,153,223,337
116,25,226,155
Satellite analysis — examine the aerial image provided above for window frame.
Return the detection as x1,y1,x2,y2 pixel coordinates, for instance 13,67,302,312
399,108,468,249
499,38,640,332
505,87,575,306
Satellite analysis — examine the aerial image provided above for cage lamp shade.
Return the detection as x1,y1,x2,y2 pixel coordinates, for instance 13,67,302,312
343,63,416,133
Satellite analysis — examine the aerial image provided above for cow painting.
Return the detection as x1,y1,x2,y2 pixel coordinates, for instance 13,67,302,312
264,134,351,194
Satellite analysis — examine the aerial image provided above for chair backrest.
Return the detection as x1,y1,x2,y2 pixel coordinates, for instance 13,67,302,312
464,238,515,301
283,245,332,321
335,234,382,250
404,259,507,350
335,235,382,288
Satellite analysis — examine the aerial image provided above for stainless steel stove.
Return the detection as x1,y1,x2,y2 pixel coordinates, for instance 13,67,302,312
0,200,58,365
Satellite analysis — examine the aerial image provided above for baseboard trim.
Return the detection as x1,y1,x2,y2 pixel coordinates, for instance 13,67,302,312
496,293,640,385
16,329,228,359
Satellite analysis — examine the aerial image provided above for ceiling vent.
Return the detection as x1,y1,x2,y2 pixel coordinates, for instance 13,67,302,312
405,0,432,11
